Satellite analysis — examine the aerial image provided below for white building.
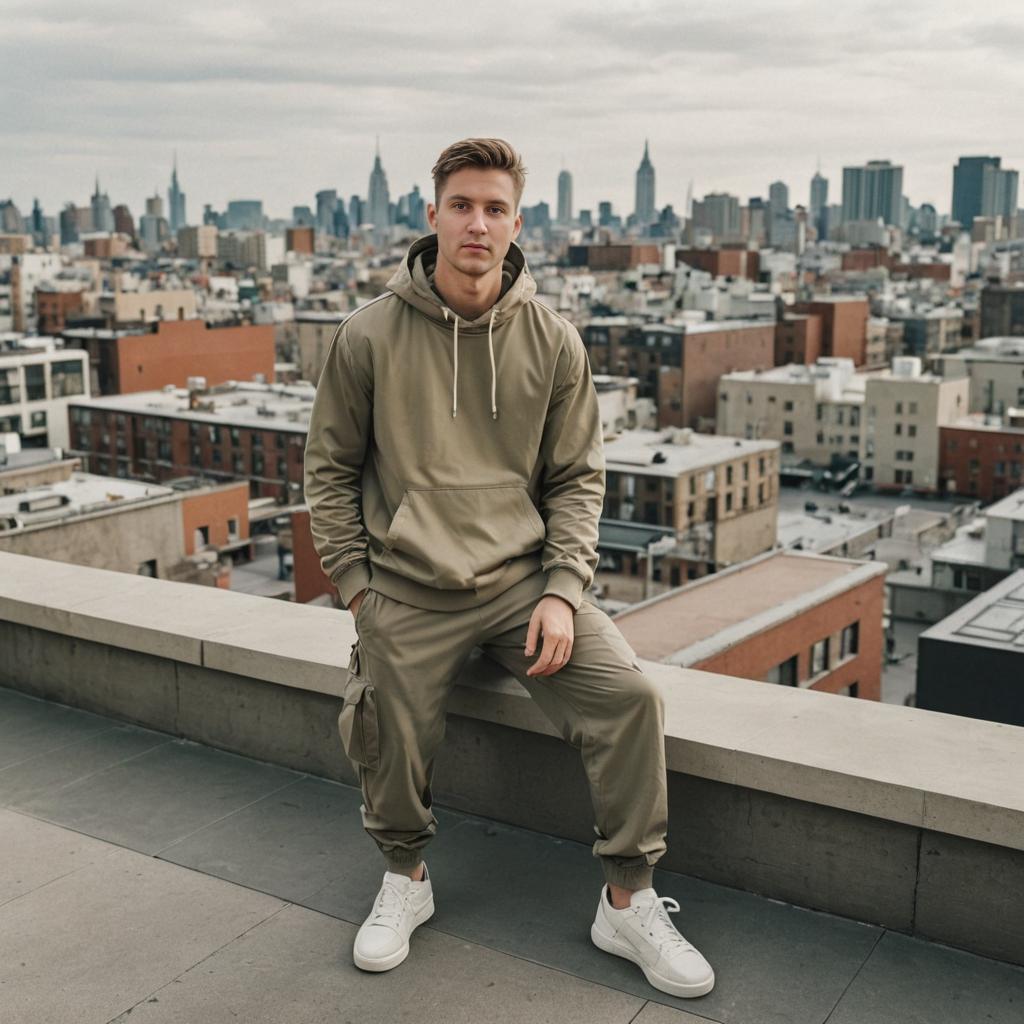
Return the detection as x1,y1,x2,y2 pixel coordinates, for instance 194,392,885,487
0,343,90,448
864,357,969,492
933,336,1024,415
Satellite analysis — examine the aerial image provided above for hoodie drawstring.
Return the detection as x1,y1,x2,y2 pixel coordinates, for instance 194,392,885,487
442,306,499,420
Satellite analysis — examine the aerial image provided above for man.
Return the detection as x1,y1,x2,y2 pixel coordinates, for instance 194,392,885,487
303,138,714,999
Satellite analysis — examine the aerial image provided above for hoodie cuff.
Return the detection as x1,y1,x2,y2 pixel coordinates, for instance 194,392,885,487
334,562,372,609
543,567,586,611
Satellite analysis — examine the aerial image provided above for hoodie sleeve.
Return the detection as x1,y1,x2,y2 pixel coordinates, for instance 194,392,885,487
303,322,374,608
538,322,606,610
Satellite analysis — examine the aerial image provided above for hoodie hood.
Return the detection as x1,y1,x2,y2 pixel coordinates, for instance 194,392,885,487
385,233,536,331
385,234,537,419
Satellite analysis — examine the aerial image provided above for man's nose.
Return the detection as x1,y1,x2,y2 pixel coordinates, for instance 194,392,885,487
468,209,487,234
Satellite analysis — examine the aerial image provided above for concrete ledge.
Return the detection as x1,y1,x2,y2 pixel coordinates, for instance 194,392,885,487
1,551,1022,852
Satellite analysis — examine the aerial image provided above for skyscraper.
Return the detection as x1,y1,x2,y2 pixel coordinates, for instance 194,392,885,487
980,163,1019,223
810,171,828,237
316,189,338,237
841,160,903,227
768,180,789,219
367,140,391,242
90,176,114,233
557,169,573,225
168,154,186,232
953,156,998,226
634,141,655,227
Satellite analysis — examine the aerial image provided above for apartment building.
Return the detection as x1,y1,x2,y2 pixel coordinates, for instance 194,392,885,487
864,358,970,493
0,344,89,448
933,335,1024,415
599,428,779,592
717,358,866,468
67,381,310,502
940,413,1024,501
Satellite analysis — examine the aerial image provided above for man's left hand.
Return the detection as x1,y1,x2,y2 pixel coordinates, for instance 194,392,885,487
525,595,575,677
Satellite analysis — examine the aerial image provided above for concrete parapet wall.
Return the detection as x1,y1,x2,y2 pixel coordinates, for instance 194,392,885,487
1,550,1021,965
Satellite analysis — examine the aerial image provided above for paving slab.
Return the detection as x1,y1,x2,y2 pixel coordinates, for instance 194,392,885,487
0,805,116,908
310,810,881,1024
0,717,171,808
0,687,116,769
634,1003,724,1024
827,930,1024,1024
0,825,285,1024
18,738,303,854
157,775,369,902
107,902,646,1024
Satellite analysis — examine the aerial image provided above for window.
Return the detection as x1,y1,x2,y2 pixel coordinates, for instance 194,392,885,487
908,424,917,438
230,426,240,445
252,431,263,448
725,492,733,512
839,682,859,698
895,401,903,414
840,622,859,658
277,456,287,478
784,400,794,412
253,452,264,475
25,363,46,401
726,466,733,485
51,360,84,397
742,462,749,481
208,424,220,444
0,368,20,405
909,401,918,415
783,421,793,436
766,656,798,686
895,423,902,435
30,410,47,428
816,404,824,421
810,638,829,676
782,441,794,454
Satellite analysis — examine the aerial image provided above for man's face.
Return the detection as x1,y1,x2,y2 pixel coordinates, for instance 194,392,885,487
427,167,523,279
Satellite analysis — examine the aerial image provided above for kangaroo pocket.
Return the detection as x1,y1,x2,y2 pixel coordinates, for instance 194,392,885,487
381,484,545,590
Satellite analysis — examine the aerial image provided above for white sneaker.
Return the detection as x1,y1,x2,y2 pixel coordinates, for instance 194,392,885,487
353,863,434,972
591,884,715,998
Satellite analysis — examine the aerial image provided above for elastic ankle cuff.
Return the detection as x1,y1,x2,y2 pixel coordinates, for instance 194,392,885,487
383,849,424,874
601,858,655,891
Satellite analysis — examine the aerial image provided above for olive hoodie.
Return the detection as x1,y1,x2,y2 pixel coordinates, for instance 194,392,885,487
303,233,604,613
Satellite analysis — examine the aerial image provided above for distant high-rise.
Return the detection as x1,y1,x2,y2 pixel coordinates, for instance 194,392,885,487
634,141,656,227
841,160,903,227
952,156,998,226
349,195,363,230
598,200,614,227
367,140,391,240
691,193,741,241
810,172,828,237
557,169,573,225
59,203,79,245
226,200,263,231
974,160,1019,223
768,180,789,219
90,176,114,233
168,154,186,232
292,206,315,227
316,189,338,236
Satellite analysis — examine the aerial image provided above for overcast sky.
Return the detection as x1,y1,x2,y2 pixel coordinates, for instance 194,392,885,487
3,0,1023,221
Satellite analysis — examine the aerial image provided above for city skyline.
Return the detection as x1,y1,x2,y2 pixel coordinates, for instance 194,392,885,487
3,0,1023,218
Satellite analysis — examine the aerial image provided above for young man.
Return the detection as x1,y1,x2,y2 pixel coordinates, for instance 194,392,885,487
303,138,714,999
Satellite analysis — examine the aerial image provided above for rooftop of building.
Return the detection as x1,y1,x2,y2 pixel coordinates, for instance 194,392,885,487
776,502,895,553
0,472,174,528
613,549,886,664
959,336,1024,360
930,518,988,566
720,361,868,400
69,381,314,432
1,550,1022,1022
946,413,1024,434
920,567,1024,652
604,428,777,477
985,488,1024,522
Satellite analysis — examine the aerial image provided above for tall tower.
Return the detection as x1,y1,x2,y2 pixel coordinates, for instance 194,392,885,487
367,138,391,243
634,140,656,227
557,168,573,225
810,168,828,237
90,175,114,233
168,153,187,232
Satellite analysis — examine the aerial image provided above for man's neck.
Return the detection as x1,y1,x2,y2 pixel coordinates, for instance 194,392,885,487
433,256,503,322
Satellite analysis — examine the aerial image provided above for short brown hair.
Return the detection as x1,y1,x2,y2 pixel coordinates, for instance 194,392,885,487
431,138,527,209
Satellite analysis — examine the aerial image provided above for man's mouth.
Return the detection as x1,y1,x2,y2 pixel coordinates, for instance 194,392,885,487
462,243,488,251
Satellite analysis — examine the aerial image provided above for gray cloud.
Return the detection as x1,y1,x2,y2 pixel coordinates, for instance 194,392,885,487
1,0,1022,218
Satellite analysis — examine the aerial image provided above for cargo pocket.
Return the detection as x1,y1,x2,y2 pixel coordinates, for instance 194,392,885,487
337,642,380,770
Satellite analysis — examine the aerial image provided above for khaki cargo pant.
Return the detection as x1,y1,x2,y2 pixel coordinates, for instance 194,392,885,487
337,569,668,890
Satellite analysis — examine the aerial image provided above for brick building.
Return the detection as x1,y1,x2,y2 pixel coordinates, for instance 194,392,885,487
67,381,310,502
567,244,662,271
614,550,886,700
35,287,85,336
775,313,824,365
63,319,275,395
582,319,774,430
676,248,760,281
940,415,1024,501
792,296,869,365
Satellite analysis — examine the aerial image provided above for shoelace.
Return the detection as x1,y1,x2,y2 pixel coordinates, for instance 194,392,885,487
369,879,408,930
637,896,695,953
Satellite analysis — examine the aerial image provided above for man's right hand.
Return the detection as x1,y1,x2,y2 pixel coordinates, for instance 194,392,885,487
349,589,367,620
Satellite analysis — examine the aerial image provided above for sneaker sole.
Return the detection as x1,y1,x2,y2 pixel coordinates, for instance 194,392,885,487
353,897,435,973
590,920,715,998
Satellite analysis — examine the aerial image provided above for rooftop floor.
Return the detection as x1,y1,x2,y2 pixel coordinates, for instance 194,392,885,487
2,684,1022,1024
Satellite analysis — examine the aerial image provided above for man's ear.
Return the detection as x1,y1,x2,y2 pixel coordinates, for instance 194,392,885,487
512,211,523,241
426,203,438,230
